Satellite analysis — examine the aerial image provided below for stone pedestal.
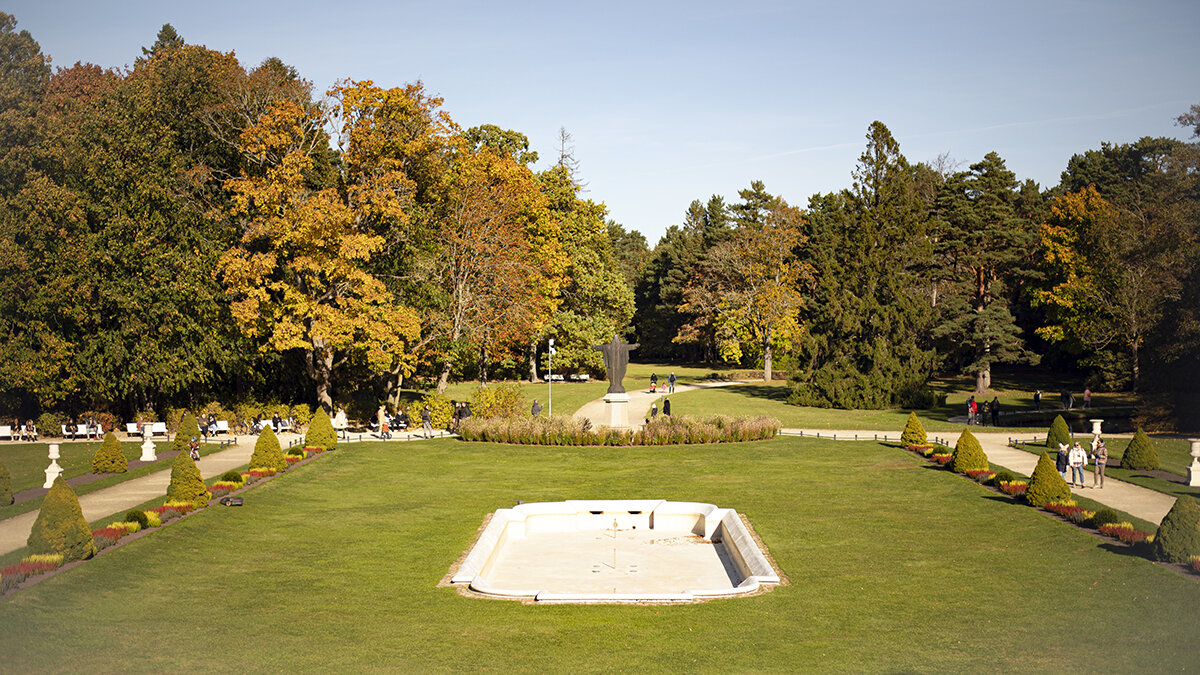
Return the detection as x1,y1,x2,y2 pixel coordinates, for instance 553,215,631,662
43,443,62,488
1089,419,1104,436
140,436,157,462
1188,439,1200,488
602,393,632,429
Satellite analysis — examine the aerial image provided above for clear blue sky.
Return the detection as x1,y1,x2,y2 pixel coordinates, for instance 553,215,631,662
9,0,1199,243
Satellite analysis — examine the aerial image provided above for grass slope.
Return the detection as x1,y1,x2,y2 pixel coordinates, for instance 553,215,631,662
1,437,1196,672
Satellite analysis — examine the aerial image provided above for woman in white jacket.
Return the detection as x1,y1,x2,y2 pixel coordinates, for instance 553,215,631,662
1068,441,1088,487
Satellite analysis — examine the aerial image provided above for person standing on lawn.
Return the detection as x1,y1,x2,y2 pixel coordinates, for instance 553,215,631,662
1068,441,1088,487
990,397,1000,426
420,406,433,438
668,372,676,393
1034,389,1042,411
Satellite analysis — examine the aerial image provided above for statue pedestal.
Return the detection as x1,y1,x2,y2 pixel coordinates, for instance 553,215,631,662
602,393,632,430
140,437,157,462
1188,439,1200,488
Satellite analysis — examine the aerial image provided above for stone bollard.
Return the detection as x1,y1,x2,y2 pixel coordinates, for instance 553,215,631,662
140,435,157,462
43,443,63,488
1188,439,1200,488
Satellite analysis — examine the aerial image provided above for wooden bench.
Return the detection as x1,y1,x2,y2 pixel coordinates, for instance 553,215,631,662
213,420,231,435
62,424,103,439
0,425,11,440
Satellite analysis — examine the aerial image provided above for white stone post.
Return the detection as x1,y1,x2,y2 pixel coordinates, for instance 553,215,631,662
140,434,157,462
1188,439,1200,488
603,393,631,429
1089,419,1103,436
43,443,62,488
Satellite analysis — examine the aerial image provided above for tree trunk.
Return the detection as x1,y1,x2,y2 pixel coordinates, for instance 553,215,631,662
306,339,335,413
479,343,489,385
975,368,990,394
385,365,404,408
1130,339,1140,393
528,341,538,382
763,326,773,382
436,361,452,394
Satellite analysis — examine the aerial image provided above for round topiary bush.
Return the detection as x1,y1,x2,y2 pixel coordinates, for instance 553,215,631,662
124,509,150,528
26,477,94,562
249,425,287,471
220,470,242,483
1089,508,1122,528
304,408,337,451
1120,428,1160,470
166,448,210,506
948,429,989,474
990,470,1016,486
900,412,927,447
91,430,128,474
0,456,12,506
1045,415,1072,450
1026,450,1072,507
172,412,201,455
1152,497,1200,564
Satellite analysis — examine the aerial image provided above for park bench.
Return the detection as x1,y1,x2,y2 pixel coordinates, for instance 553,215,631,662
212,420,230,435
567,374,590,382
0,425,11,440
125,422,169,437
545,374,565,382
62,424,102,439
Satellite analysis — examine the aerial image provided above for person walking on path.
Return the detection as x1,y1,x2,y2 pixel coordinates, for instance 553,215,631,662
650,402,658,418
1068,441,1088,487
1056,443,1070,481
668,372,676,394
650,373,658,393
420,406,433,438
990,397,1000,426
1083,387,1092,409
531,400,543,418
1092,439,1108,488
1034,389,1041,411
663,398,672,416
377,404,391,439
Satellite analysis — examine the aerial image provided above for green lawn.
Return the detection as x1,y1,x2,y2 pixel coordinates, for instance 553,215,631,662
0,440,231,519
1008,436,1200,502
2,436,1196,672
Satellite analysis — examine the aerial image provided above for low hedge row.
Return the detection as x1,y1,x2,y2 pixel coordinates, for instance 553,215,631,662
458,414,780,446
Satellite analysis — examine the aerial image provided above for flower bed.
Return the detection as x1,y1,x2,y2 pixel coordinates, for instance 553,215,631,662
1191,556,1200,574
930,453,952,466
1098,522,1152,545
998,480,1028,497
965,469,996,483
244,468,277,479
284,455,303,466
1,554,64,591
1043,501,1096,525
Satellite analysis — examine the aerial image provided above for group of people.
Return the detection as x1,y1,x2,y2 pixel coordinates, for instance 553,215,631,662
1033,387,1093,411
9,418,38,441
647,398,672,422
648,372,677,394
1056,437,1108,488
965,396,1001,426
62,416,101,440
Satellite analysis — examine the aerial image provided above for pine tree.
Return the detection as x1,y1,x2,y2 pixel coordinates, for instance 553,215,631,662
0,456,12,505
1153,497,1200,563
173,413,201,455
1120,428,1160,470
1026,450,1072,506
948,429,989,473
249,425,286,471
1045,415,1072,450
166,448,209,506
27,477,94,561
900,412,927,446
91,430,128,474
305,408,338,451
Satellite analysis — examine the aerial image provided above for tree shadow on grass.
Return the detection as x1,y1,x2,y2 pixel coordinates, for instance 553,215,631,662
725,384,791,403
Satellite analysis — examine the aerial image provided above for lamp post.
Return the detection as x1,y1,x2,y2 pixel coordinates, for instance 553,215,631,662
547,338,555,418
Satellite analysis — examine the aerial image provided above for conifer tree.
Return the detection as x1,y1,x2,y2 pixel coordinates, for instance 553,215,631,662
27,477,94,561
948,429,989,473
1045,415,1072,450
1120,428,1160,470
1026,450,1072,506
900,412,927,446
173,413,201,455
166,448,209,506
91,430,128,474
249,425,287,471
0,456,12,505
1153,497,1200,564
305,408,338,451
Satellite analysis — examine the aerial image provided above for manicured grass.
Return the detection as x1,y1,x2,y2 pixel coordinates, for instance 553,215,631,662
0,440,231,519
1,437,1196,671
1008,436,1200,501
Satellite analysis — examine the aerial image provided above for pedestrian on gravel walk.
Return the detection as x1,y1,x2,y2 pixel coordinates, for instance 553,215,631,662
1092,439,1108,488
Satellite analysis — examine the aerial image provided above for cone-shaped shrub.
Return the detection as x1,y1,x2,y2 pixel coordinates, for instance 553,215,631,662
1120,428,1160,470
900,412,927,446
1045,415,1071,450
0,456,12,505
91,430,128,474
249,425,286,471
1026,450,1072,506
948,429,989,474
27,477,94,561
166,448,210,506
173,413,201,455
305,408,337,451
1153,497,1200,563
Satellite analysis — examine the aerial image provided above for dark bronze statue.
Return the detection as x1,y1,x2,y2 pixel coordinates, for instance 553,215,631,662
593,335,638,394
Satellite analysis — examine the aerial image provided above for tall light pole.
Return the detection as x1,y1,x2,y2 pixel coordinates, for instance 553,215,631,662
547,338,555,418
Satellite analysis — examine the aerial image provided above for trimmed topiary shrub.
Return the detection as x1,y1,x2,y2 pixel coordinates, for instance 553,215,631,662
1025,450,1072,507
220,470,243,483
166,448,210,506
0,456,11,506
304,408,337,451
1120,428,1160,470
948,429,989,474
124,509,150,528
91,430,128,474
1153,497,1200,564
1089,508,1122,528
249,426,287,471
173,413,201,455
26,477,94,562
900,412,927,447
1045,415,1072,450
990,470,1016,486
